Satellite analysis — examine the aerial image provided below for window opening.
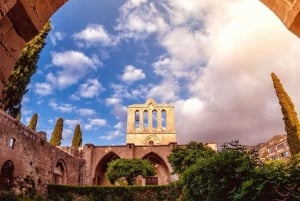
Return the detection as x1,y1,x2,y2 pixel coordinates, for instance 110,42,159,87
152,110,157,128
161,110,166,129
135,110,140,128
143,110,148,128
8,138,16,150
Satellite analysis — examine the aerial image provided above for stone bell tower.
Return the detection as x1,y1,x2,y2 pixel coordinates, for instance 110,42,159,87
126,98,177,145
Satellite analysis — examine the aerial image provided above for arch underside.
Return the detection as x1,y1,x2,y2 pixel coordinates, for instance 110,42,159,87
94,152,120,186
143,152,170,185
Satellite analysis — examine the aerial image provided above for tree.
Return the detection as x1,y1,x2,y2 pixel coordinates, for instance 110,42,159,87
167,141,216,174
106,158,155,185
71,124,82,147
271,72,300,156
50,117,63,146
28,113,38,131
15,112,21,122
181,141,259,201
0,21,51,118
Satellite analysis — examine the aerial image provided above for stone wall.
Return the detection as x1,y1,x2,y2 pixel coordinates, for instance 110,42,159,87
0,110,82,193
82,143,177,186
0,0,67,94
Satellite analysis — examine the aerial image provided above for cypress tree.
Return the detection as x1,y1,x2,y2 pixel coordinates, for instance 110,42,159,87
71,124,82,147
28,113,38,131
0,21,51,117
50,117,64,146
15,112,21,122
271,72,300,156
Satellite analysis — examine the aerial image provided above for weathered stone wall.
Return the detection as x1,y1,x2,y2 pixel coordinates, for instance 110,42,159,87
0,0,67,94
82,143,176,185
0,110,82,193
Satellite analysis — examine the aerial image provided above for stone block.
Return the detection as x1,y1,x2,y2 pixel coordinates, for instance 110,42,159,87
0,43,15,82
7,1,38,41
1,27,26,60
45,0,68,13
0,0,17,21
0,15,12,42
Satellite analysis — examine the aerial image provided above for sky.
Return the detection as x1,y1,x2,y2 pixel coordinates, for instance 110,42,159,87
21,0,300,147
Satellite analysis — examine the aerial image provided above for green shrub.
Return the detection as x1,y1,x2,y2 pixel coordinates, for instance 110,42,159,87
47,184,179,201
0,192,18,201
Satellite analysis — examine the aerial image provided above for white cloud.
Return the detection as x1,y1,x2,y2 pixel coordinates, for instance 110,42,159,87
85,118,107,130
64,119,81,129
48,100,75,113
116,1,169,39
34,82,53,96
105,98,121,106
50,31,65,45
99,130,123,140
51,50,101,88
78,108,96,116
79,79,105,98
121,65,146,83
73,24,118,47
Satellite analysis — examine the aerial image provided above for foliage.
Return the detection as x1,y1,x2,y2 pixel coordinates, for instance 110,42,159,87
15,112,21,122
180,140,300,201
106,158,155,185
47,184,179,201
181,140,258,201
0,192,18,201
71,124,82,147
27,113,38,131
271,72,300,156
168,141,216,174
50,117,64,146
0,21,51,118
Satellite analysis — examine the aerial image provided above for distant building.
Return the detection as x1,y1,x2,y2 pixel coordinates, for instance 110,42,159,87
253,134,290,161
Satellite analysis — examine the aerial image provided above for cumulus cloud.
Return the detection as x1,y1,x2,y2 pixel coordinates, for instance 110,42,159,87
48,100,74,113
50,31,65,46
79,79,105,98
78,108,96,116
121,65,146,83
85,118,107,130
50,50,101,88
34,82,53,96
116,0,300,146
73,24,119,47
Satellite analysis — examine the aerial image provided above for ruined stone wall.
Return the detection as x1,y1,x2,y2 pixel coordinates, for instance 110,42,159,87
0,0,67,94
82,143,176,185
0,110,82,193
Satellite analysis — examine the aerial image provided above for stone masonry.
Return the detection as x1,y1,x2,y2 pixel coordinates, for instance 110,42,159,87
0,109,83,193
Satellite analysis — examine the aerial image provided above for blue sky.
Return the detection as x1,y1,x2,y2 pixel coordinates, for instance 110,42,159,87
21,0,300,146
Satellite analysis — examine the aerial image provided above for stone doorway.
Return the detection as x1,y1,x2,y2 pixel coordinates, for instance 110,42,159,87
53,160,66,184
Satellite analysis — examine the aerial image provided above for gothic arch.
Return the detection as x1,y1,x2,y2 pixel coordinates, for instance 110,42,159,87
0,160,14,190
143,152,170,185
94,152,120,186
53,159,67,184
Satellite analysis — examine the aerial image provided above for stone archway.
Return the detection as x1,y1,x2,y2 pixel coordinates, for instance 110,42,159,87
94,152,120,186
53,159,67,184
143,152,170,185
0,160,14,190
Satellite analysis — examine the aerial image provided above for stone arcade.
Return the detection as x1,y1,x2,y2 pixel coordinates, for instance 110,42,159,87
0,98,189,192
